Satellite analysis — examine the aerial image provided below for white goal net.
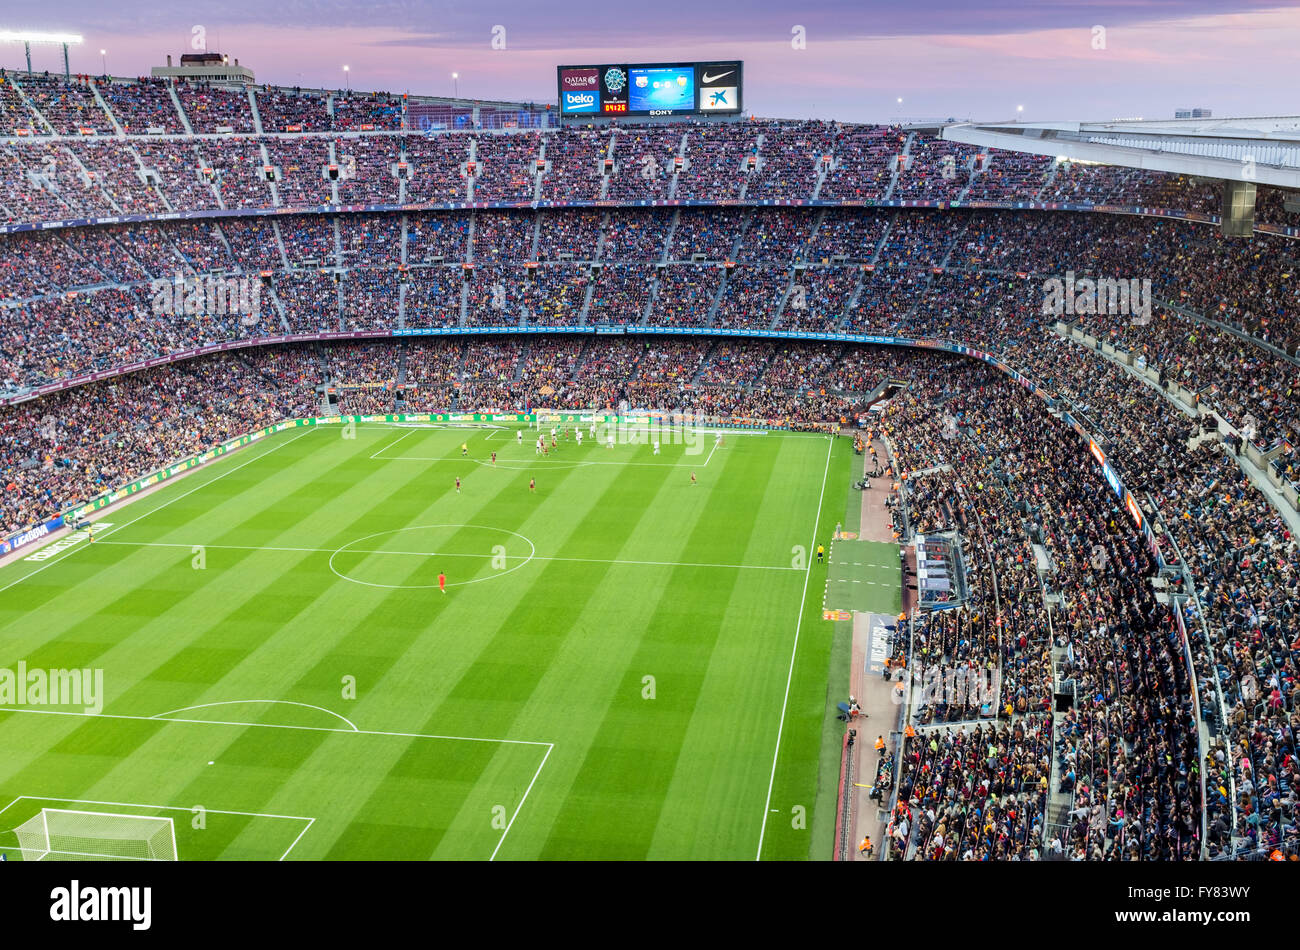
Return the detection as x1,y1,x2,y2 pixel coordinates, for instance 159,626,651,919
14,809,177,861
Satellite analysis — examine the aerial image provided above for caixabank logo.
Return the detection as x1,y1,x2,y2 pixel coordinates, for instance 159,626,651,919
698,62,740,112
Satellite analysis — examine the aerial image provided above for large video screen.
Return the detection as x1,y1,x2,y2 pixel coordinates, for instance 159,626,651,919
557,61,742,117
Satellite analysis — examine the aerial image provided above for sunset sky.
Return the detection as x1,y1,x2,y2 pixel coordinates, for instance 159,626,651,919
4,0,1296,122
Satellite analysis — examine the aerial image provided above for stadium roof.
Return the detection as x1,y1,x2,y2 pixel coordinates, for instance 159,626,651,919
937,116,1300,189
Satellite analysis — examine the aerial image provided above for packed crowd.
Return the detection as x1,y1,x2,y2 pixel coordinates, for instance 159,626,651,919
886,370,1206,860
7,78,1298,225
6,207,1300,452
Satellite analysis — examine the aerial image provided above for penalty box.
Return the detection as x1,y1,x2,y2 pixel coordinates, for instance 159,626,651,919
0,706,553,860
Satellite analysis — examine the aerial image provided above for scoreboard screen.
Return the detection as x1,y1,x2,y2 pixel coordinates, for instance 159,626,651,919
557,61,742,117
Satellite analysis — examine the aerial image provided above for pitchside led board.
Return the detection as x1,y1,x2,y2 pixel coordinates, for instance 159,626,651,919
557,61,743,117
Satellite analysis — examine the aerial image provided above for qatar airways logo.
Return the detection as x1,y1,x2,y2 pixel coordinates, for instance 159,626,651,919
561,69,599,90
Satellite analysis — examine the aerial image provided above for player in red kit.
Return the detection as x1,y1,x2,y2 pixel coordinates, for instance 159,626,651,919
690,471,697,486
490,451,496,467
455,476,461,493
438,572,446,594
529,477,536,494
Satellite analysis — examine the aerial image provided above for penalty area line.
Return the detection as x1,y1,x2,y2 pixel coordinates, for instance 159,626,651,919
369,428,415,460
0,707,554,862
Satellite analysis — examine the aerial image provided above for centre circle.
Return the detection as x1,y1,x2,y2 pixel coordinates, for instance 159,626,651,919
327,524,536,590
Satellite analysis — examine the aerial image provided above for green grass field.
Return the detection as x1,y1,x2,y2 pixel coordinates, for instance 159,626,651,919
0,420,864,860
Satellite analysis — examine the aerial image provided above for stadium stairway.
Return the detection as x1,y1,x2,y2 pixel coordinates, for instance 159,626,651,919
532,138,547,203
89,81,126,136
529,211,544,260
465,137,478,202
638,267,661,326
883,133,912,201
192,143,227,209
166,83,194,134
212,221,238,265
129,143,175,212
667,130,688,200
659,209,681,264
704,272,727,328
266,284,292,333
270,220,293,269
327,141,342,206
9,76,57,135
954,153,979,203
1035,160,1061,201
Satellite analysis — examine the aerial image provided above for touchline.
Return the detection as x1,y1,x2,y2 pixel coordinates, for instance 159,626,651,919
0,661,104,714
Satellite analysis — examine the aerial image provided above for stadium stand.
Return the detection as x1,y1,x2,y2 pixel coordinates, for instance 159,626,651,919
1,82,1298,861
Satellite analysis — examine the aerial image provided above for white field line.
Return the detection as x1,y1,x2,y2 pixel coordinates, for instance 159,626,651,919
490,740,553,862
148,700,360,732
369,428,415,459
0,705,552,747
0,708,553,860
0,427,317,598
279,817,316,860
756,435,834,861
0,846,167,861
0,795,316,861
92,539,803,572
371,427,726,467
379,454,713,468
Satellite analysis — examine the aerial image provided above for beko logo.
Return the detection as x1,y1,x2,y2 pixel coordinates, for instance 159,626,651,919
566,93,596,106
701,69,735,84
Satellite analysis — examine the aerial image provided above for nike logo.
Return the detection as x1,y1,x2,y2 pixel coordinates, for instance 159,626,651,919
701,70,734,84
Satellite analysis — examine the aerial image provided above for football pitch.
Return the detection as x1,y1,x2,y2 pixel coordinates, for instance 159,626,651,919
0,420,861,860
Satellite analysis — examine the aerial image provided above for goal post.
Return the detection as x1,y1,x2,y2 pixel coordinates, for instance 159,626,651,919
14,808,177,861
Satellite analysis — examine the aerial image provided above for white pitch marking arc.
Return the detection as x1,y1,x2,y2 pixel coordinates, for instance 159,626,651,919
148,700,360,732
328,524,537,590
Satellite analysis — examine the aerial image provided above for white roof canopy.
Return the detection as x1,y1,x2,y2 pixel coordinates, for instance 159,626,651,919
939,117,1300,189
